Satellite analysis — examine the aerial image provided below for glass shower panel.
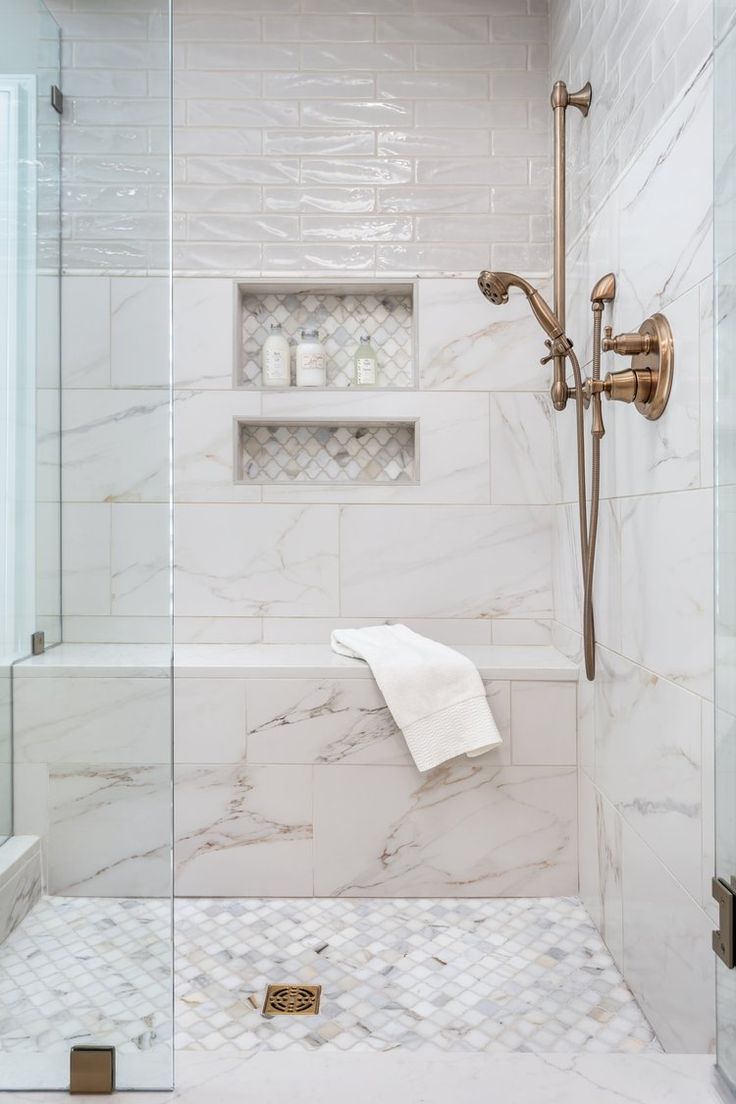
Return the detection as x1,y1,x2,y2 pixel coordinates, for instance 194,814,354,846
0,0,174,1091
715,0,736,1092
0,0,60,845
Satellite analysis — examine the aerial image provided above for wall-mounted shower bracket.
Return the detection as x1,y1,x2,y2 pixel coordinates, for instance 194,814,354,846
597,313,674,420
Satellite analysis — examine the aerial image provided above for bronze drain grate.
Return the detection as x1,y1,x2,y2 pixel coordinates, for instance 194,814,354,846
262,984,322,1017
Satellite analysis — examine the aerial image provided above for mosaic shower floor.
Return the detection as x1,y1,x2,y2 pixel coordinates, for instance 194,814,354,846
0,896,661,1059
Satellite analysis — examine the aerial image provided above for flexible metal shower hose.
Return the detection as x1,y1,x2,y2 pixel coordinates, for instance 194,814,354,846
564,329,601,681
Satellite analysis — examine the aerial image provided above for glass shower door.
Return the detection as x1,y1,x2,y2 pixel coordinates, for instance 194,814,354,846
715,0,736,1092
0,0,174,1090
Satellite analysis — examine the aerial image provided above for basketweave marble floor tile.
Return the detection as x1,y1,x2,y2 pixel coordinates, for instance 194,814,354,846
0,896,660,1060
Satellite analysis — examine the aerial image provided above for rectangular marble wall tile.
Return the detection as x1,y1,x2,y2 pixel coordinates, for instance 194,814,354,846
510,681,576,765
62,388,170,503
621,820,715,1053
174,389,262,504
313,763,577,897
0,855,43,945
417,277,550,392
490,392,558,505
246,677,410,765
246,677,510,766
620,488,713,699
48,764,172,896
614,68,712,325
13,676,171,766
110,277,169,387
175,503,340,617
592,646,703,902
111,503,171,616
174,277,237,389
578,772,624,972
340,504,553,619
61,275,110,388
175,763,313,896
61,503,111,616
174,678,247,764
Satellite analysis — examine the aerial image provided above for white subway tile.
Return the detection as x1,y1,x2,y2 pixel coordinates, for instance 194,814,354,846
186,213,299,242
262,242,376,272
173,14,261,40
378,128,490,156
263,14,375,40
379,186,489,213
186,157,298,184
175,185,262,214
186,43,298,69
376,72,489,99
376,15,489,41
376,243,490,272
491,15,548,42
301,215,412,241
301,100,413,127
416,214,528,241
301,157,412,184
187,99,298,128
415,100,526,128
174,127,261,155
415,44,527,69
300,44,412,69
264,72,375,99
416,156,526,185
263,187,375,212
263,129,375,155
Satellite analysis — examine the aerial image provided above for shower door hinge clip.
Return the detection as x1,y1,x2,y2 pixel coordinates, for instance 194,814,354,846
31,631,45,656
50,85,63,114
70,1046,116,1095
712,877,736,969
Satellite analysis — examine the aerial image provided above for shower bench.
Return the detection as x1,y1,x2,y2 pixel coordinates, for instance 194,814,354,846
13,644,579,901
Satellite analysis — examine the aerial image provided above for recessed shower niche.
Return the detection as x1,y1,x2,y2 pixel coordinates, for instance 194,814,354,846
237,281,415,390
234,419,418,485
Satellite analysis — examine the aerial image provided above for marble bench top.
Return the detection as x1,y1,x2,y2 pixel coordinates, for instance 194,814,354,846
14,643,579,681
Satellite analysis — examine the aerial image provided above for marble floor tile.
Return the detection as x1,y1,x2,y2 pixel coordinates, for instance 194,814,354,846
0,894,659,1087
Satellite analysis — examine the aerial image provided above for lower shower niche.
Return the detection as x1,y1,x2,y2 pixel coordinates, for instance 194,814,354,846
235,419,417,485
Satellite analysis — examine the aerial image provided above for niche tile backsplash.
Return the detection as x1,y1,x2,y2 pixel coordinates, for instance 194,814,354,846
236,422,416,485
239,287,413,389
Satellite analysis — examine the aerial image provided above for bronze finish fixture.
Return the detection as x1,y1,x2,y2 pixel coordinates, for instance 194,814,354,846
713,877,736,969
550,79,592,411
69,1046,116,1094
476,77,677,683
598,313,674,420
263,984,322,1016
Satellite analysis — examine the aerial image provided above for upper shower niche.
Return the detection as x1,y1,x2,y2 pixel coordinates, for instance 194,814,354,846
236,281,415,391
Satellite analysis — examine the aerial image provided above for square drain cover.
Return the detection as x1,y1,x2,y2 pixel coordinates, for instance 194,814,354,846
263,984,322,1016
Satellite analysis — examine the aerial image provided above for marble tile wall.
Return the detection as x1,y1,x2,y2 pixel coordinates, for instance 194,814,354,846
550,0,716,1055
56,273,558,646
12,671,577,898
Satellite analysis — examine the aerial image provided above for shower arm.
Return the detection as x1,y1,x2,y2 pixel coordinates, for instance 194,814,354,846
550,80,592,411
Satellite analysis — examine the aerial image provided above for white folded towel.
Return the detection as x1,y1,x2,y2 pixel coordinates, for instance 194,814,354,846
330,624,503,772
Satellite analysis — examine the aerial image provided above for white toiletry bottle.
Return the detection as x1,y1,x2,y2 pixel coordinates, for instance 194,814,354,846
295,327,327,387
262,322,291,387
354,333,377,387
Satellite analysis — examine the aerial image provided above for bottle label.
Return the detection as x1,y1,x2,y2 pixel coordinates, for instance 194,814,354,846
265,350,287,381
301,353,324,372
356,357,376,384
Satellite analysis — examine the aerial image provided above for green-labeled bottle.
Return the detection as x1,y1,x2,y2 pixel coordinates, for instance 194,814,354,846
354,333,377,387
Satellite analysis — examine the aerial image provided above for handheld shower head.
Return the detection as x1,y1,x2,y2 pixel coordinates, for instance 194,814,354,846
477,269,565,342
